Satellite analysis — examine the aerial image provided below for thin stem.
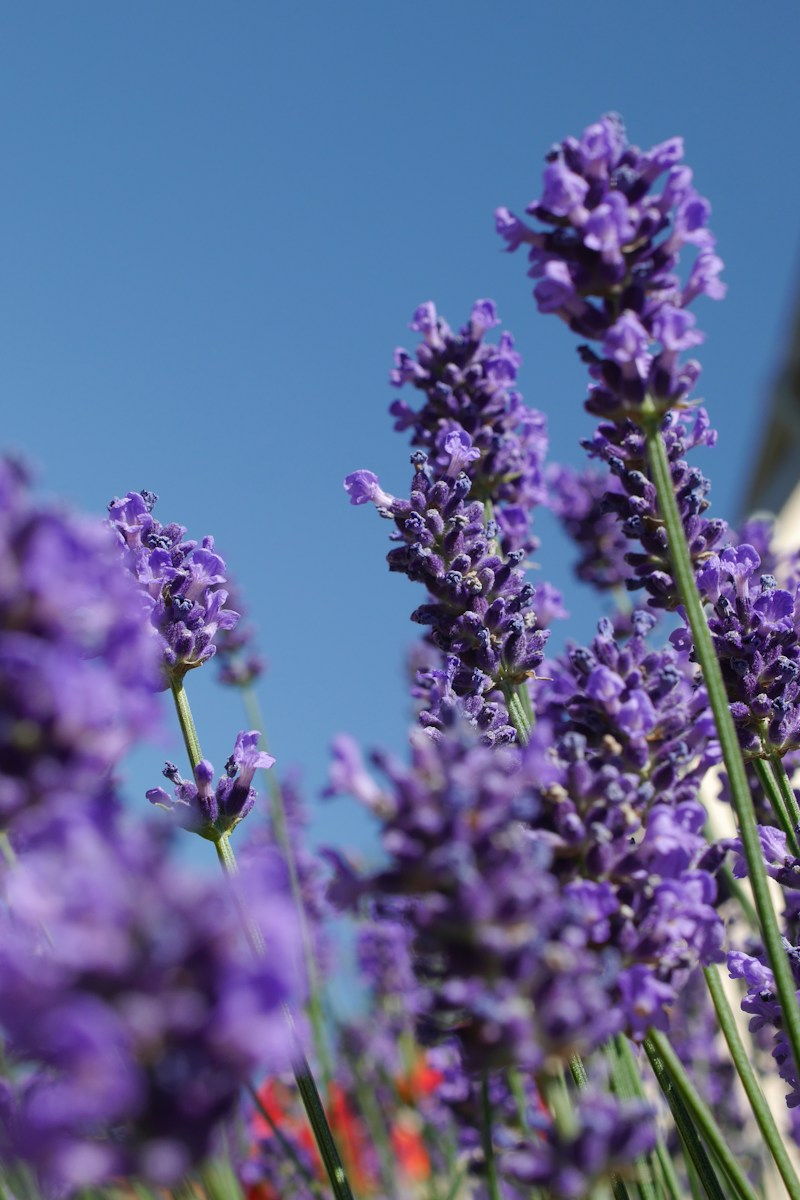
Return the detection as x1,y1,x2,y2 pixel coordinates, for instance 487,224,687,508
652,1141,683,1200
645,419,800,1093
753,758,800,857
215,833,266,956
216,830,355,1200
645,1030,758,1200
502,681,532,744
643,1036,726,1200
607,1037,666,1200
0,831,17,868
245,1082,325,1197
703,963,800,1199
241,683,333,1089
284,1008,356,1200
507,1069,532,1134
197,1158,244,1200
772,753,800,838
170,676,355,1200
569,1053,589,1088
481,1075,502,1200
170,676,203,768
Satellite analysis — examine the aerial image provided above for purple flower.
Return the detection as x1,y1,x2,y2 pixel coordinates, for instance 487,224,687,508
357,455,548,739
583,407,727,608
683,543,800,756
0,460,160,834
215,576,265,688
547,462,632,591
502,1090,655,1198
499,112,724,422
327,724,624,1071
388,300,548,556
0,815,300,1191
147,729,275,837
343,470,395,508
108,490,240,684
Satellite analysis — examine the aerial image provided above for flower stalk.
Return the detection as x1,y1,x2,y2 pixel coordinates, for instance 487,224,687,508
644,414,800,1095
169,679,357,1200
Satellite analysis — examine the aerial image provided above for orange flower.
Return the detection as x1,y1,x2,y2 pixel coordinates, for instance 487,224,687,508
391,1115,431,1182
396,1053,444,1105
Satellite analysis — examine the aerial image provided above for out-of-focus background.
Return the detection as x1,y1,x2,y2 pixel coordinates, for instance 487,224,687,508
3,3,800,857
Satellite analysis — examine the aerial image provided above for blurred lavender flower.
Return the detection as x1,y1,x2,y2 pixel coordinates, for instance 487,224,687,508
327,723,624,1071
0,815,300,1192
146,729,275,838
547,461,631,591
214,575,265,688
501,1091,655,1199
497,112,724,423
108,489,240,684
0,460,160,834
390,299,548,555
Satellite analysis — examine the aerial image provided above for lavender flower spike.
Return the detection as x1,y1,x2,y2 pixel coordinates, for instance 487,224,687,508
147,729,275,838
498,113,724,422
108,489,240,685
0,459,160,834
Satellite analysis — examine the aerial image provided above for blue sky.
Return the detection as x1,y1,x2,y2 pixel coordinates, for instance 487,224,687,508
3,3,800,860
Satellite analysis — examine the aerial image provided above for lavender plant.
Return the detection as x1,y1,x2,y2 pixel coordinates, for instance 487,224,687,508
5,111,800,1200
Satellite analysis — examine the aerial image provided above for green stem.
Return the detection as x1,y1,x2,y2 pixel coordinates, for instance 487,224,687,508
246,1082,325,1197
643,1036,726,1200
608,1036,668,1200
170,676,203,768
502,682,532,744
645,419,800,1092
771,754,800,839
481,1075,502,1200
217,831,355,1200
703,964,800,1199
168,683,355,1200
753,758,800,856
569,1053,589,1089
645,1031,758,1200
652,1140,683,1200
241,684,333,1090
508,1069,532,1134
0,831,16,868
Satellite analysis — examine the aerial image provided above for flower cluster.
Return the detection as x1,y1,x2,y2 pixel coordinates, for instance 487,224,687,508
0,459,160,835
582,407,728,608
390,300,548,554
327,726,626,1070
345,454,548,741
147,729,275,839
108,489,240,684
0,816,299,1193
681,543,800,758
214,577,265,688
497,112,725,422
528,612,724,1032
547,462,631,591
728,944,800,1114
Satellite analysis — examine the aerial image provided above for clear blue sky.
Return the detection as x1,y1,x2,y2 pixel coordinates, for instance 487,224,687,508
3,3,799,858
